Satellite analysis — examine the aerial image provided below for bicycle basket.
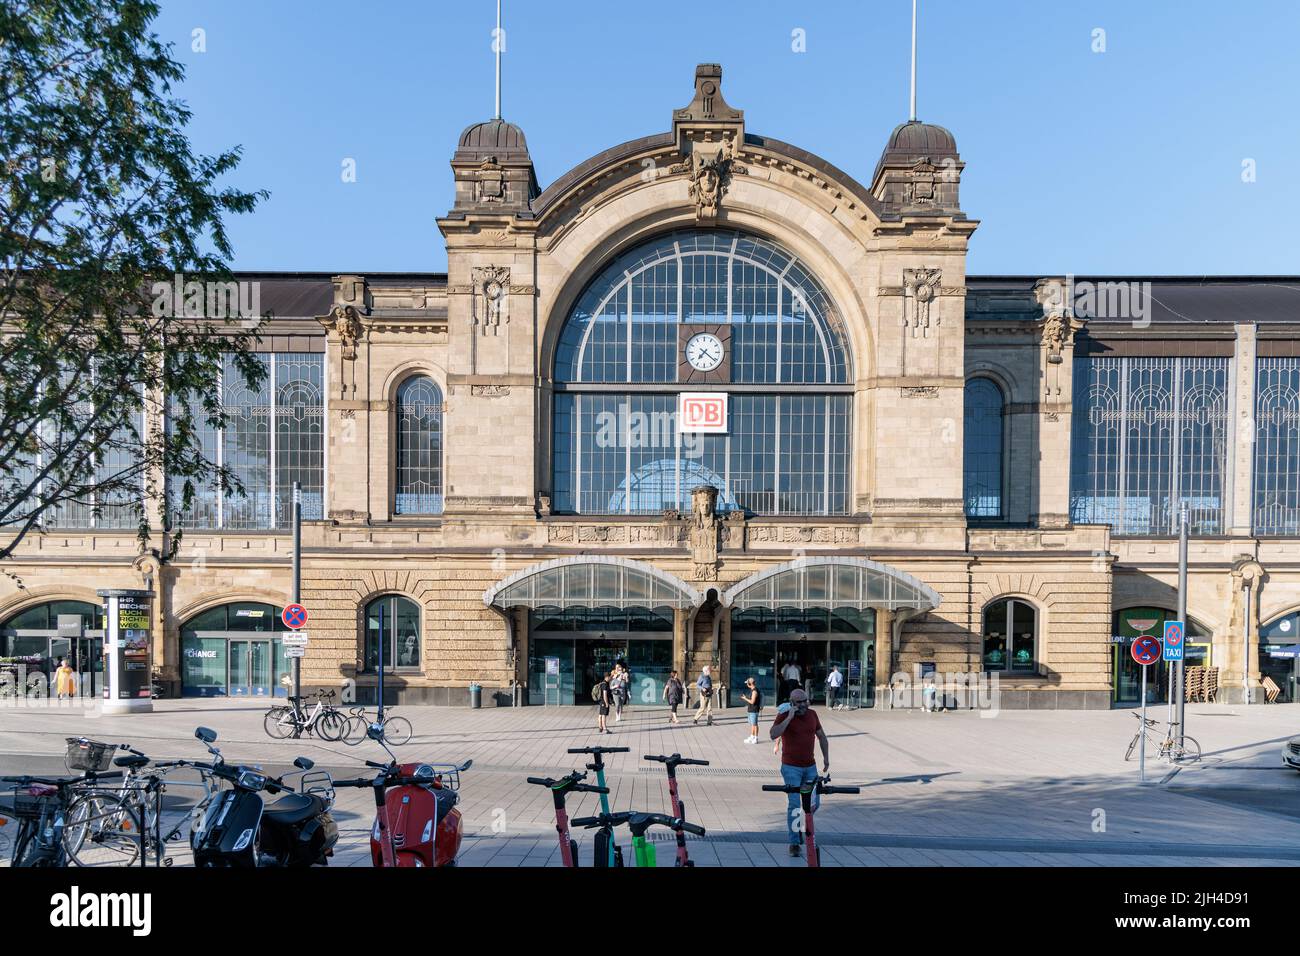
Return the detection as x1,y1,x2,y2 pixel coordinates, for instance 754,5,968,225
66,737,115,772
1,791,52,821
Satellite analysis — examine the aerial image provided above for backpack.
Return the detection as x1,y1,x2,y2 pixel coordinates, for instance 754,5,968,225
591,683,604,703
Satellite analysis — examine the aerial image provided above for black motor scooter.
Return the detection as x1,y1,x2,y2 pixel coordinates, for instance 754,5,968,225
188,727,338,867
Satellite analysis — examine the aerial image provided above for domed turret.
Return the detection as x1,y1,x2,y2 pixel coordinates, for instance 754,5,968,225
871,120,963,215
447,118,539,217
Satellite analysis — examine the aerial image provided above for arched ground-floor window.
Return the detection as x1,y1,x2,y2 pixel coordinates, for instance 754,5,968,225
982,598,1038,673
365,595,422,672
1,600,105,695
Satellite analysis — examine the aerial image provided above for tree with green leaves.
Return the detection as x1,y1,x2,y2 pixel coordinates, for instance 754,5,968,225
0,0,268,563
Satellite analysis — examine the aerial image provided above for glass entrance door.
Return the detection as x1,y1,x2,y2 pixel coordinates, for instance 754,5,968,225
229,640,273,697
576,639,627,702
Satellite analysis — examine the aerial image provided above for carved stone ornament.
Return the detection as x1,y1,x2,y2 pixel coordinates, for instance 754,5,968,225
688,485,720,580
329,305,364,360
904,159,937,206
476,157,505,204
471,266,510,335
470,384,511,397
670,138,746,220
1042,312,1068,364
903,268,942,337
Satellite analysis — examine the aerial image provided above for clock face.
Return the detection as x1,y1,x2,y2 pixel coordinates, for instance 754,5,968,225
685,332,724,372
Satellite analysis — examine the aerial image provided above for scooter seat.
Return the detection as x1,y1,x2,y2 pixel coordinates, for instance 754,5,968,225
263,792,325,825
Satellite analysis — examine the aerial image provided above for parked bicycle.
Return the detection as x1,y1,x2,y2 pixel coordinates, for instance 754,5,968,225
0,769,124,867
263,689,348,740
1124,712,1201,764
341,706,413,747
61,738,221,867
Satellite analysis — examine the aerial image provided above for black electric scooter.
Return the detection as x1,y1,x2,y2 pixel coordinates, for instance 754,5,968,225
567,745,629,867
188,727,338,867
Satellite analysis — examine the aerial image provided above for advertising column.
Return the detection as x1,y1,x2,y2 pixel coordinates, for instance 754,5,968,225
98,588,154,714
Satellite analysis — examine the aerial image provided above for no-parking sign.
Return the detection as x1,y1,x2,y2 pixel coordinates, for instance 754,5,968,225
1131,635,1161,666
1163,620,1185,662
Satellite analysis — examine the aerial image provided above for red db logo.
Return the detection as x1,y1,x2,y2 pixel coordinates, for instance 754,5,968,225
678,393,728,434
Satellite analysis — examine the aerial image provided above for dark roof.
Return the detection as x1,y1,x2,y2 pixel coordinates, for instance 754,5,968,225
967,276,1300,324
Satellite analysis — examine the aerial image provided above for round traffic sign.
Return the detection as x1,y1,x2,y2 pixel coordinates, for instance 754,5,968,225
1131,635,1161,666
1164,622,1183,646
282,604,308,630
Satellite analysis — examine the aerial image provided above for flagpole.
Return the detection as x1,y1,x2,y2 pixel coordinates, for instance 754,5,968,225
910,0,918,121
495,0,502,120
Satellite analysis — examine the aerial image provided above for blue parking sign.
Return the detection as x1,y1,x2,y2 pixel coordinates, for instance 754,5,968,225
1163,620,1185,662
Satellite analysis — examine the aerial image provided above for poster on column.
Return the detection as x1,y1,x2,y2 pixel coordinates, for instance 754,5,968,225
98,589,154,703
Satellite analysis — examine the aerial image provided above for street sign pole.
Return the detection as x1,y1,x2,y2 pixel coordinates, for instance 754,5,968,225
1140,663,1147,784
377,601,385,720
1176,502,1188,745
292,482,302,704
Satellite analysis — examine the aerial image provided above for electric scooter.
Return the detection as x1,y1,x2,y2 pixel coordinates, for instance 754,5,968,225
643,752,708,866
334,722,472,867
762,774,860,867
525,770,607,867
569,811,705,867
567,745,628,867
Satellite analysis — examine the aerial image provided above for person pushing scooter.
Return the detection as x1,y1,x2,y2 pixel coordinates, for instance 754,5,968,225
769,687,830,857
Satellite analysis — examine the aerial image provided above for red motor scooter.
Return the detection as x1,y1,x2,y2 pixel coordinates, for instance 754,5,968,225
334,723,472,867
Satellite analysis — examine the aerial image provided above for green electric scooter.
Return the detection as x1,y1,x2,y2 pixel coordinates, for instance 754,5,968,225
566,745,629,867
569,811,705,867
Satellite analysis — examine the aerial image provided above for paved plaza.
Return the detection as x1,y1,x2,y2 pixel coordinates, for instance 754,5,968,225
0,700,1296,867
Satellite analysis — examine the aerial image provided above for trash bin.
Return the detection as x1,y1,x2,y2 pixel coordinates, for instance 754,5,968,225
469,682,482,709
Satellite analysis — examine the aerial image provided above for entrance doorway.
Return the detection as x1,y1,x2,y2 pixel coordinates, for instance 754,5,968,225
732,636,874,707
1260,611,1300,702
180,602,291,698
1112,607,1211,705
229,640,274,697
525,606,674,706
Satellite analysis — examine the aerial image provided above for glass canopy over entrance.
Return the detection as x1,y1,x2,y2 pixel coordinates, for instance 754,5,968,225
484,556,703,611
721,558,943,613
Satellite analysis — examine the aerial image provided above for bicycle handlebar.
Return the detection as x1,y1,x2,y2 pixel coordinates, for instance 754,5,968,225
2,771,125,786
644,753,709,766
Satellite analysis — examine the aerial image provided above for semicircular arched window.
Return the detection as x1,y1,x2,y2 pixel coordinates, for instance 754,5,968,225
552,230,852,516
964,377,1005,518
394,376,444,515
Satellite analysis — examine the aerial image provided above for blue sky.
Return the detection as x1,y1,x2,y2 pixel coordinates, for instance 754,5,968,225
155,0,1300,275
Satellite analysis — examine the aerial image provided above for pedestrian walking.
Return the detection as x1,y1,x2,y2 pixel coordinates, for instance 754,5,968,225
594,670,613,734
54,658,76,700
611,663,628,721
692,665,714,726
741,676,763,743
769,688,830,857
825,664,844,710
780,658,802,702
664,670,685,724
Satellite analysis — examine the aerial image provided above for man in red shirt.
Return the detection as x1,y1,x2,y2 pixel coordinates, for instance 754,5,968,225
769,687,830,857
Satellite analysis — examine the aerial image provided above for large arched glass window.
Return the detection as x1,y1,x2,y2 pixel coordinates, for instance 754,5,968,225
553,230,852,516
394,376,444,515
964,378,1004,518
364,596,422,672
982,598,1037,673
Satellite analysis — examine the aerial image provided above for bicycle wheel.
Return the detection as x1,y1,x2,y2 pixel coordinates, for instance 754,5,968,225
342,715,368,746
1173,736,1202,764
317,709,347,742
264,706,296,739
1123,733,1141,762
381,716,412,747
64,792,141,867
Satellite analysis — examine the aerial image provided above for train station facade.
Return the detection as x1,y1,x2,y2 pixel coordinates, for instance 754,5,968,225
3,65,1299,709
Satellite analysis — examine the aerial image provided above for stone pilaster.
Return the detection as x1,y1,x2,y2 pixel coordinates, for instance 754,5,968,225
1228,324,1257,535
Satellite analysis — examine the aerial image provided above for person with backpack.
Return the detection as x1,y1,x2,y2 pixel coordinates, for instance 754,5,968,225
741,676,763,743
692,665,714,726
664,670,685,724
593,670,613,734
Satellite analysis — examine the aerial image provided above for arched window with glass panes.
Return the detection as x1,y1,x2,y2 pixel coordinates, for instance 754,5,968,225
964,377,1005,519
364,595,422,672
394,376,444,515
982,598,1037,673
551,230,852,516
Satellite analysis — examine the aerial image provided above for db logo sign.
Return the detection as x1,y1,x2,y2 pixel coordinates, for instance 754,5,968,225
678,393,728,434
